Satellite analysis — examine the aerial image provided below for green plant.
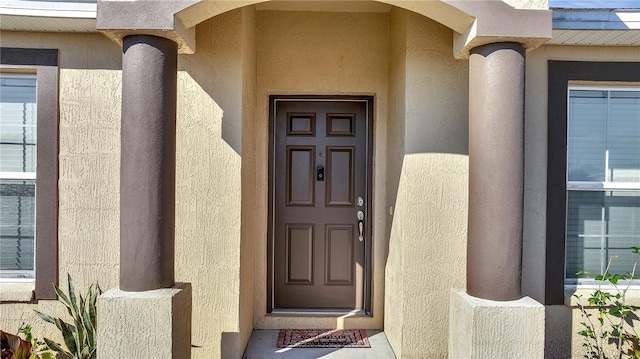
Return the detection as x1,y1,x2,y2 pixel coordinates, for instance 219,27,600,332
17,325,53,359
34,274,101,359
574,247,640,359
1,330,32,359
1,325,52,359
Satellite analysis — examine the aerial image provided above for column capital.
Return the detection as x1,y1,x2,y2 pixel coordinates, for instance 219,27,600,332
449,1,551,59
97,0,196,54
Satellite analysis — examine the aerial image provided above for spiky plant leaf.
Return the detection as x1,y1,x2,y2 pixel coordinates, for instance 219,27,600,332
87,285,98,331
72,311,84,353
67,274,79,319
78,294,92,348
80,345,91,359
43,338,69,357
57,319,77,356
80,298,94,349
36,275,100,359
53,285,74,318
33,311,56,326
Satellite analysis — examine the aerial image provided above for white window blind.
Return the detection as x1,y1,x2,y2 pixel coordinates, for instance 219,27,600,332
0,73,36,281
566,87,640,284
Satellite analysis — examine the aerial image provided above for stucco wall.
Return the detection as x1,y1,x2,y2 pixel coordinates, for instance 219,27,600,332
239,5,257,356
384,9,469,359
523,44,640,359
384,8,408,356
176,8,254,359
0,9,253,358
0,31,122,345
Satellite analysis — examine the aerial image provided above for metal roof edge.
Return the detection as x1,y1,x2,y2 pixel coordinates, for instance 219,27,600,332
553,8,640,30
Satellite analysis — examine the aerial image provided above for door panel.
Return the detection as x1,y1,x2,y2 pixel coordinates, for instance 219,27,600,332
326,147,354,206
287,147,315,206
325,225,353,285
286,224,314,284
270,97,371,311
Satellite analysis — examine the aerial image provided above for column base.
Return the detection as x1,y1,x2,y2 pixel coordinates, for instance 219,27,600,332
97,283,192,359
448,288,544,359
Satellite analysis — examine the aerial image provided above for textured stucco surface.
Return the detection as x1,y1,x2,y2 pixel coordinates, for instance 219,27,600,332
0,32,122,344
97,284,192,359
0,11,254,357
253,9,389,331
175,9,253,359
384,9,407,357
384,9,469,359
239,5,257,355
449,289,545,359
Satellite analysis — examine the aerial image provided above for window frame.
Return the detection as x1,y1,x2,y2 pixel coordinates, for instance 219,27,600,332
546,61,640,305
1,48,59,300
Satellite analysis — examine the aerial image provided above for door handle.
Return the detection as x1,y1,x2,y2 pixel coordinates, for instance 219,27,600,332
357,210,364,242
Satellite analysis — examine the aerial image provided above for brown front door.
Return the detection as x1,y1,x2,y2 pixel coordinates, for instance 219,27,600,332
269,96,372,311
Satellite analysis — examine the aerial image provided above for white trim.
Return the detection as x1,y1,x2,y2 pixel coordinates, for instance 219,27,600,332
0,276,36,283
0,282,34,302
568,85,640,92
271,309,366,316
269,97,372,314
0,172,37,180
567,181,640,190
566,281,640,289
0,0,96,18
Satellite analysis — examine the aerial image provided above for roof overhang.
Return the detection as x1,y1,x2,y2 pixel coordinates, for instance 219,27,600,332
0,0,97,32
548,8,640,45
2,2,639,51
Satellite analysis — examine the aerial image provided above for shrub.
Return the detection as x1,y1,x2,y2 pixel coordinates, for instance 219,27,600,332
34,274,101,359
575,247,640,359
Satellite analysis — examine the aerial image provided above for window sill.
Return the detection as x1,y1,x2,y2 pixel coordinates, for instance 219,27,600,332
565,287,640,307
0,282,35,302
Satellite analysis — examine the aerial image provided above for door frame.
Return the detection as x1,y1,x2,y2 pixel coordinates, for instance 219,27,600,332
267,95,374,314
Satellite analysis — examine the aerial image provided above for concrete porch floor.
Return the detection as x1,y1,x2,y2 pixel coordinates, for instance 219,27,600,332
242,330,397,359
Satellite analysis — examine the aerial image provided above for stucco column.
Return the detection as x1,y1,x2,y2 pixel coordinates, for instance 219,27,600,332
467,42,525,301
120,34,178,291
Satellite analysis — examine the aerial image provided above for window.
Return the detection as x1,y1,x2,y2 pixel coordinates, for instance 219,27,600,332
546,61,640,305
0,48,58,300
565,87,640,285
1,73,37,282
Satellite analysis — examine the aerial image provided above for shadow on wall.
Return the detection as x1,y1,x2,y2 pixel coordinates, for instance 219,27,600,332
222,332,240,359
177,15,244,156
545,306,572,359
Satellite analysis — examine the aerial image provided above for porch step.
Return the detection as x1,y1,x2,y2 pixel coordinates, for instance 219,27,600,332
242,329,397,359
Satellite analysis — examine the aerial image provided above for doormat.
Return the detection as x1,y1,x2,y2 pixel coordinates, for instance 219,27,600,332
277,329,371,348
